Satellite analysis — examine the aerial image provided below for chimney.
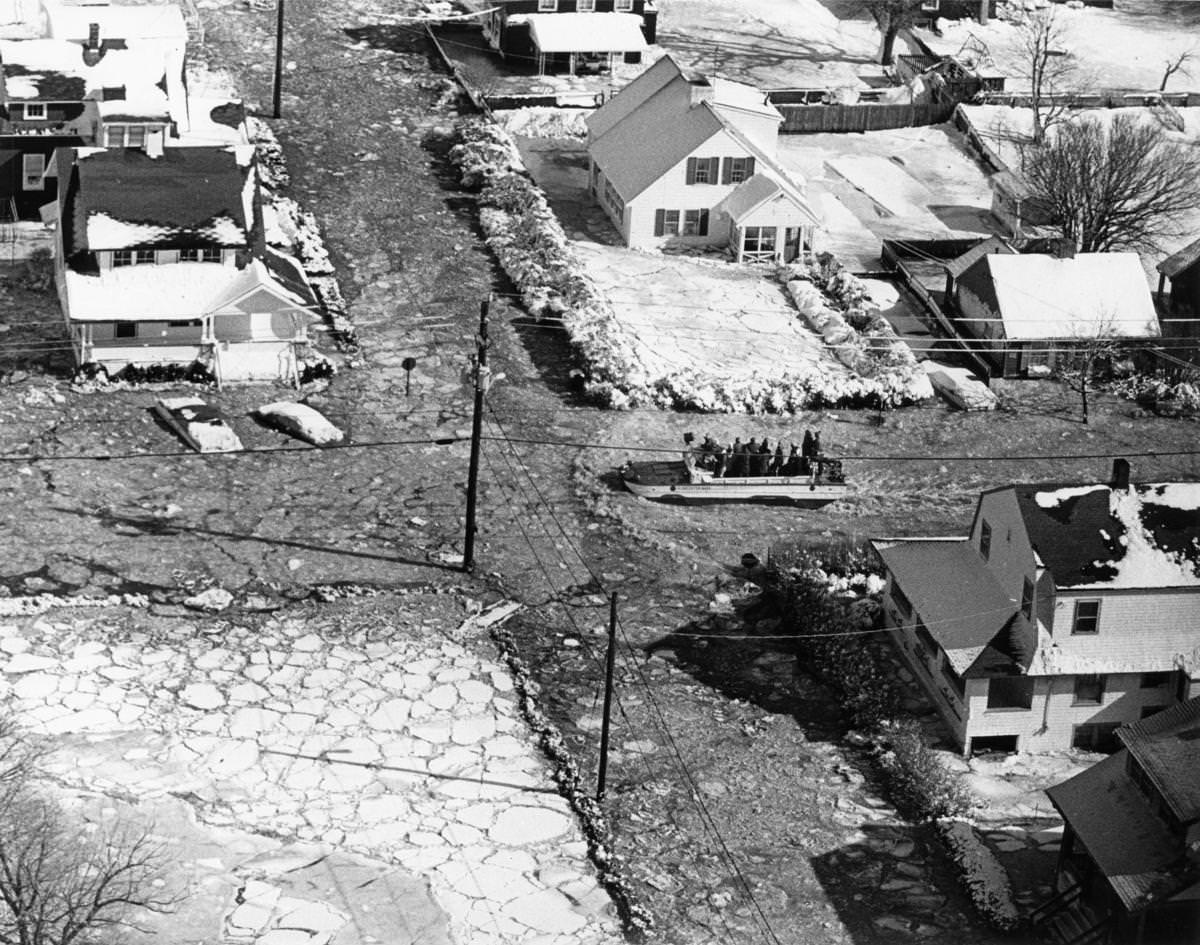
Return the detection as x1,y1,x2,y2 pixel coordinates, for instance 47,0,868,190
978,0,989,25
82,23,103,66
1111,458,1131,492
688,77,714,106
145,128,164,159
1049,237,1076,260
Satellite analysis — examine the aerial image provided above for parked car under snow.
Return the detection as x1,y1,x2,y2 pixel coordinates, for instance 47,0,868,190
255,401,344,446
154,397,244,453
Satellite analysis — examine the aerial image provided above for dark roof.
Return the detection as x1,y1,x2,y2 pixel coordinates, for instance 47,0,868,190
874,539,1021,675
262,247,317,308
1046,752,1184,913
1,63,86,101
1012,482,1200,588
944,235,1015,279
1158,237,1200,279
66,147,249,254
1119,698,1200,824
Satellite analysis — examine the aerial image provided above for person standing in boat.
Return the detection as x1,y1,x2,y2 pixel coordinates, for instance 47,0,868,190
784,443,800,476
714,445,729,478
746,438,759,476
730,438,746,477
770,443,785,476
755,439,771,476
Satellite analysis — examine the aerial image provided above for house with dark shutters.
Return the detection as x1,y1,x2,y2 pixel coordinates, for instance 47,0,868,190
874,461,1200,756
586,54,820,262
52,146,319,384
1035,698,1200,945
479,0,657,75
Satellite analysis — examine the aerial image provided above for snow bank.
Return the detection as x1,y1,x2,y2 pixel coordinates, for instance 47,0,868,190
256,401,344,446
493,107,590,139
450,118,934,412
923,361,998,411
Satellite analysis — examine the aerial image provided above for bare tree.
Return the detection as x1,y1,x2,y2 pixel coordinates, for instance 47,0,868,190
1011,9,1076,143
862,0,924,66
1020,113,1200,253
1059,318,1123,425
1159,45,1196,92
0,713,177,945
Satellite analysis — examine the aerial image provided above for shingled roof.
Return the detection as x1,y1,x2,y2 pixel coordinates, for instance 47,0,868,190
1013,482,1200,589
64,146,251,254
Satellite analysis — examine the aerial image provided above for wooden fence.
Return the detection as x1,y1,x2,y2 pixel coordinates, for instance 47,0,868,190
774,102,956,134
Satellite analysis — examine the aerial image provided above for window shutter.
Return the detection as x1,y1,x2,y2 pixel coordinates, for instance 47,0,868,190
685,157,697,185
721,158,732,185
745,156,756,177
654,209,665,236
698,209,709,236
708,157,720,182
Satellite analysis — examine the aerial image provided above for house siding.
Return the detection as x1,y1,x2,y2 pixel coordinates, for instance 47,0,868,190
487,0,658,53
971,489,1038,606
622,128,751,249
1048,588,1200,670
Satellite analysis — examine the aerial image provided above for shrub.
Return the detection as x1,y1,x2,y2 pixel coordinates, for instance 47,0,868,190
936,818,1023,932
10,248,55,293
876,720,970,821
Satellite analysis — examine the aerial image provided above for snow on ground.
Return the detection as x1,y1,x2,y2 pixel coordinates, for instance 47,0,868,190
654,0,885,91
917,1,1200,93
572,241,848,381
775,123,1000,268
958,750,1097,822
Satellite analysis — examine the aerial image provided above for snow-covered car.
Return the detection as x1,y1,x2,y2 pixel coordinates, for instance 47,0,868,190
922,361,997,411
255,401,344,446
154,397,244,453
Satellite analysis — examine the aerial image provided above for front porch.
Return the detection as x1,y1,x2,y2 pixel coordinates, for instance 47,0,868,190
730,222,814,265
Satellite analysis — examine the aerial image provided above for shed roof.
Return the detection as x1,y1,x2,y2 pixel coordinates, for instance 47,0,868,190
1158,237,1200,279
515,12,647,54
711,173,800,223
873,538,1022,675
1119,698,1200,824
944,235,1015,279
971,253,1159,341
1046,752,1183,913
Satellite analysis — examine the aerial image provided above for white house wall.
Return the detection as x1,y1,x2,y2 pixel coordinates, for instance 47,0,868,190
622,127,755,249
1047,588,1200,671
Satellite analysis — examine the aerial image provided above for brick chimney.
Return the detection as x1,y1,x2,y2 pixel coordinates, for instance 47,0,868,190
1111,458,1131,492
82,23,103,66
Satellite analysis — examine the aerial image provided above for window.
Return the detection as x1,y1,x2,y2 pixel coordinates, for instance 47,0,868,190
682,209,709,237
537,0,556,10
614,0,634,9
577,0,595,9
112,250,133,267
969,734,1018,756
104,125,125,147
23,103,46,120
979,520,992,560
722,156,755,184
987,676,1034,710
891,583,912,618
1072,722,1121,753
1140,672,1172,689
1021,577,1034,620
915,624,938,656
114,322,137,339
653,209,680,237
743,226,776,254
21,154,45,191
1071,600,1101,635
168,319,201,328
921,0,940,10
127,125,146,148
685,156,720,185
201,248,222,263
135,249,155,265
179,249,201,262
1073,674,1105,705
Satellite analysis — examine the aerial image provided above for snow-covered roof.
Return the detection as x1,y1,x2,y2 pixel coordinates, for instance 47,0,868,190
710,172,815,227
41,0,188,46
62,257,316,321
0,38,171,104
976,253,1160,340
514,12,647,54
171,98,249,146
708,77,782,121
1015,481,1200,590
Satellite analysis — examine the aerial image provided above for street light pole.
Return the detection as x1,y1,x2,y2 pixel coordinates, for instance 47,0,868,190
596,592,618,802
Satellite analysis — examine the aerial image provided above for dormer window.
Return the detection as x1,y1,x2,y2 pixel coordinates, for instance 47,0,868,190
577,0,595,9
202,248,221,263
135,249,154,265
180,249,200,262
979,520,992,560
23,103,46,120
112,250,133,267
537,0,556,10
614,0,634,9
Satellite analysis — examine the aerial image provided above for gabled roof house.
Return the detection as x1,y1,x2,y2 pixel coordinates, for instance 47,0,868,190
585,54,820,264
874,460,1200,756
53,146,319,384
1034,698,1200,945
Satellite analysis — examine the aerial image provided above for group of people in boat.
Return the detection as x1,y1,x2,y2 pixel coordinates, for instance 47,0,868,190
685,430,842,481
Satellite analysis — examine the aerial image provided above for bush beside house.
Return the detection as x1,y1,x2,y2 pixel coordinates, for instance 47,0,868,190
448,118,934,412
767,556,1022,933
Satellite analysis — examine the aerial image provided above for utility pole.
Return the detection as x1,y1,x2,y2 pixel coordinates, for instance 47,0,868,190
462,296,490,572
272,0,285,119
596,592,618,802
